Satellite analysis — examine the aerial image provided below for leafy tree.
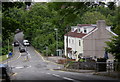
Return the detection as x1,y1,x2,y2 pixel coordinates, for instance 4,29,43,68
106,36,120,62
105,6,120,71
2,2,25,55
113,6,120,35
81,11,112,25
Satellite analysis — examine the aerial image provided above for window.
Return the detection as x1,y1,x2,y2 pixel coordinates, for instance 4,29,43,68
79,40,81,46
72,39,74,44
71,28,74,32
79,28,81,32
77,28,81,33
69,39,71,43
84,28,87,33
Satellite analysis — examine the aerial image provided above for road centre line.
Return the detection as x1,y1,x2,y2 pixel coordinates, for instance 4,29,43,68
26,51,31,59
47,73,50,75
52,74,60,77
52,73,76,81
63,77,75,81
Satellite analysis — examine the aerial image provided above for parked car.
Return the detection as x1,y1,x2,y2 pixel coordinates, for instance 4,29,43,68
0,64,12,82
19,47,26,53
23,40,30,46
13,42,19,47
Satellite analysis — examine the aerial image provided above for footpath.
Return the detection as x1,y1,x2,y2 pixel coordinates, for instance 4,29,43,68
43,56,120,80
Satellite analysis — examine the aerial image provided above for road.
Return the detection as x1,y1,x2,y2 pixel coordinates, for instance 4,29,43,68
1,32,119,82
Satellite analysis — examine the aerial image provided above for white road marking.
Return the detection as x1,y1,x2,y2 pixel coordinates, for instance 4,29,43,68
15,66,24,69
52,74,60,77
29,65,31,68
63,77,74,81
12,65,31,69
47,73,50,75
27,52,31,59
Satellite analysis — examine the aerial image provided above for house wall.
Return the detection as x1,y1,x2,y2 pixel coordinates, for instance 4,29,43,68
64,36,83,59
83,20,114,59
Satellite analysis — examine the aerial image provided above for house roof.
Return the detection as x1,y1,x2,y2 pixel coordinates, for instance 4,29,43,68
64,30,87,38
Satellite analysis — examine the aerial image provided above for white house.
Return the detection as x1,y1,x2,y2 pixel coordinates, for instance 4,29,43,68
64,20,116,61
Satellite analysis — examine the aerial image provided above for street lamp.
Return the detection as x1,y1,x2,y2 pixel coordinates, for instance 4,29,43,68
66,25,70,63
54,28,58,56
46,46,48,60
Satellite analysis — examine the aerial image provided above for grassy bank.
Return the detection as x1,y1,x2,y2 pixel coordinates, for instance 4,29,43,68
0,55,7,62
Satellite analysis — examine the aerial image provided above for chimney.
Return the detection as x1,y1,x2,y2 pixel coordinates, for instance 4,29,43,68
97,20,106,29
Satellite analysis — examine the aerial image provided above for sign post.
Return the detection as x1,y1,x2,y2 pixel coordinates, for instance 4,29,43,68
9,52,12,57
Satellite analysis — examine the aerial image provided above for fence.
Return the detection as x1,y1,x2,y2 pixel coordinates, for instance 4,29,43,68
66,61,120,72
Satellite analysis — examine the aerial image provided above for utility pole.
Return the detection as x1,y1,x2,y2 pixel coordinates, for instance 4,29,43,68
66,25,69,64
46,46,48,60
7,39,9,65
8,39,9,53
54,28,58,56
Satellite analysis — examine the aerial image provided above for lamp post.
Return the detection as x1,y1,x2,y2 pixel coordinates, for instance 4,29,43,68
54,28,58,56
66,25,69,63
7,39,9,65
46,46,48,60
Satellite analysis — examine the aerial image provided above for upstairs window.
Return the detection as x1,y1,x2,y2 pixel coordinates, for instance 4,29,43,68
84,28,87,33
79,40,81,46
78,28,81,33
72,39,74,44
69,39,71,44
71,28,74,32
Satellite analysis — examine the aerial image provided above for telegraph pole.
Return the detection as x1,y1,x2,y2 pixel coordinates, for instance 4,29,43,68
66,25,69,64
54,28,58,56
7,39,9,64
46,46,48,60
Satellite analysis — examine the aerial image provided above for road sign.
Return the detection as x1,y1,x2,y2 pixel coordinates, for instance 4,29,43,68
9,52,12,56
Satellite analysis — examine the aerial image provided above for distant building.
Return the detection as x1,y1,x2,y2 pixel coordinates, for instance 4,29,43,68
64,20,117,61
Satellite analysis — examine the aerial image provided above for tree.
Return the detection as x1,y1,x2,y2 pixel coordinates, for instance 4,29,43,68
81,11,112,25
105,6,120,71
106,36,120,62
2,2,25,55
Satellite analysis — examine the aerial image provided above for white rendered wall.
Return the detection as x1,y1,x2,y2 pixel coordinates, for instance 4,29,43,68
64,35,83,59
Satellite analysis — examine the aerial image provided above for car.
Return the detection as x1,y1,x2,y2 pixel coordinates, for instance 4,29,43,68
23,40,30,46
0,64,12,82
13,42,19,47
19,47,26,53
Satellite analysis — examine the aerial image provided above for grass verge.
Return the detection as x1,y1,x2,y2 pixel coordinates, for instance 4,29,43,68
0,55,8,62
